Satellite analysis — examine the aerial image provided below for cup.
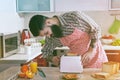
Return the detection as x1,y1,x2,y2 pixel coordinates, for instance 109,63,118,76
24,46,31,55
30,61,38,73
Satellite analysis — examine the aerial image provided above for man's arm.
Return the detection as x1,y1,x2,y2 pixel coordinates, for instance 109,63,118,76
41,37,63,60
61,11,101,47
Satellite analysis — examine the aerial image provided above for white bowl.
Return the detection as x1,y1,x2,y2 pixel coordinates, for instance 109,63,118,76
101,39,113,45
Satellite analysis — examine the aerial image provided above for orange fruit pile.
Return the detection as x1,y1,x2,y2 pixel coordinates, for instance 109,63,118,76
18,64,35,79
21,65,29,73
102,35,115,39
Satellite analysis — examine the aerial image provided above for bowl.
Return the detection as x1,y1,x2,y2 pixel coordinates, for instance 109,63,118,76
101,39,113,45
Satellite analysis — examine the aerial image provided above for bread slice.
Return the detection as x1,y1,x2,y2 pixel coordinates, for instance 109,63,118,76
63,74,78,79
66,52,78,56
102,61,119,74
115,62,120,73
92,72,110,79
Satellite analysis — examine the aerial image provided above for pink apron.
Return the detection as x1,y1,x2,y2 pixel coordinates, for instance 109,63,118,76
60,28,108,68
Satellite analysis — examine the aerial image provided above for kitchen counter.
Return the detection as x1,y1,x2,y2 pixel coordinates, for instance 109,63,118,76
0,66,100,80
1,45,120,62
0,45,42,62
103,45,120,63
103,45,120,50
55,45,120,50
1,66,120,80
0,52,42,63
0,46,68,62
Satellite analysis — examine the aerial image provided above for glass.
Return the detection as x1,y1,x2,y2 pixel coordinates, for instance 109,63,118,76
38,0,50,11
30,61,38,73
18,0,38,11
5,37,18,53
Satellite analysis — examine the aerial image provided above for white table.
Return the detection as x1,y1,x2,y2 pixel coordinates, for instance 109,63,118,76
0,45,42,62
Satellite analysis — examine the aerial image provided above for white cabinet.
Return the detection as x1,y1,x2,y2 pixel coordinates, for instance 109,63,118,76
16,0,54,13
108,0,120,10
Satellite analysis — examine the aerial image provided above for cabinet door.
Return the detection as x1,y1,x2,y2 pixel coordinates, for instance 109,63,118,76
108,0,120,10
105,50,120,62
16,0,54,13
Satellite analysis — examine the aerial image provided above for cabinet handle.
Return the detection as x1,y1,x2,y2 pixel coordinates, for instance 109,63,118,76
106,53,119,55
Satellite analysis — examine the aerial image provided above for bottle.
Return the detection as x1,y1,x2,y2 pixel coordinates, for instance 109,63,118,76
21,29,31,45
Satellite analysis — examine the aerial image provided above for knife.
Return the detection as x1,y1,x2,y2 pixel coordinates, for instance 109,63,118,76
38,68,46,80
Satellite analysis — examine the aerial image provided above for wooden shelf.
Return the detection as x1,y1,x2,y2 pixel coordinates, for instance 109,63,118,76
105,50,120,62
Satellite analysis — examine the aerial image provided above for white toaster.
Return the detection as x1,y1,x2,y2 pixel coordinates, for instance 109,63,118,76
60,55,83,73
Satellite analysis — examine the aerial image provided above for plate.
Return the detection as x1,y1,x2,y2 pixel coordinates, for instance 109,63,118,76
61,74,78,80
101,39,113,45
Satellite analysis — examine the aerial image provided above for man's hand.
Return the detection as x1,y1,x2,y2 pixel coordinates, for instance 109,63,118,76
52,56,60,66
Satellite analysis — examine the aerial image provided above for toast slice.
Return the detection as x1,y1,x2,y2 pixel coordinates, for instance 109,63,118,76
91,72,110,79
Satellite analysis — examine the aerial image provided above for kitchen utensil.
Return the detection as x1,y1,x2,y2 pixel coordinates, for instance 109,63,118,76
108,17,120,34
38,68,46,80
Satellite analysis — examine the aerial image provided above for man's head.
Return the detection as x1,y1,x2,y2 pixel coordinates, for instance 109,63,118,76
29,15,48,37
29,15,63,38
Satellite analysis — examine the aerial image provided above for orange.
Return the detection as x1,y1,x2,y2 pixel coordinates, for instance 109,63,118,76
26,70,34,79
21,64,29,73
18,72,26,78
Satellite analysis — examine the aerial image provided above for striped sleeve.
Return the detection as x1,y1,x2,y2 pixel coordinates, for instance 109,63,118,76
60,11,92,33
41,36,63,58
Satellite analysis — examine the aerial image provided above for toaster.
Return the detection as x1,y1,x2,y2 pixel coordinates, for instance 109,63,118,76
60,55,83,73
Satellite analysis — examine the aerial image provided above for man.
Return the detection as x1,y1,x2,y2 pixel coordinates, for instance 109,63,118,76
29,11,108,68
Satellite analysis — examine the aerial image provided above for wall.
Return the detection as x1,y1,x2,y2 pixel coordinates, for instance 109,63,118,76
0,0,117,36
54,0,108,11
24,11,115,35
0,0,113,34
24,0,120,38
0,0,24,33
